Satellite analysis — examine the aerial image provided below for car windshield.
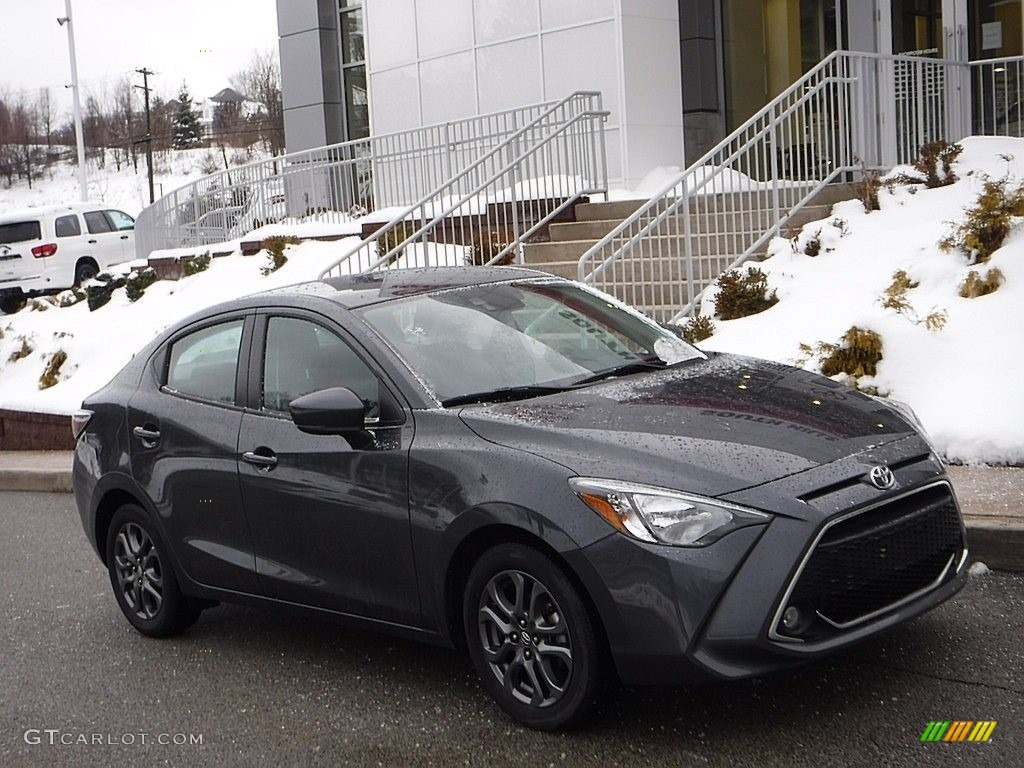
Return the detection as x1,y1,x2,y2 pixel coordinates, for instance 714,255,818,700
358,279,704,405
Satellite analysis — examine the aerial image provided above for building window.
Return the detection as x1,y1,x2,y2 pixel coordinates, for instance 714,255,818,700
339,1,369,139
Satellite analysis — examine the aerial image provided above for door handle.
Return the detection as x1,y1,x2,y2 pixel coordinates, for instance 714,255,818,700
88,239,97,244
120,234,129,240
242,450,278,470
132,425,161,447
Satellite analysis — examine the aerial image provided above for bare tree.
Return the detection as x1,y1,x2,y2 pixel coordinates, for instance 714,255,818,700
37,88,55,151
231,49,285,155
9,95,41,188
112,76,137,171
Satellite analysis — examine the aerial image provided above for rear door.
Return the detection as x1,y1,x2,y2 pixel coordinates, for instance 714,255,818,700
127,312,261,594
236,310,419,625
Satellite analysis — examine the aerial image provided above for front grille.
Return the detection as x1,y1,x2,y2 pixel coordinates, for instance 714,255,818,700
776,483,964,641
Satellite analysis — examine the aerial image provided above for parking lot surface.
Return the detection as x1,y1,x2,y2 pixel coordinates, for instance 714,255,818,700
1,491,1020,767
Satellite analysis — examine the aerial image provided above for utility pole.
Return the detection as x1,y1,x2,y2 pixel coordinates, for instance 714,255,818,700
58,0,87,202
134,68,155,204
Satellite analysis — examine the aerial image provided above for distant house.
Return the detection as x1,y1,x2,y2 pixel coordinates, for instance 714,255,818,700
199,87,266,142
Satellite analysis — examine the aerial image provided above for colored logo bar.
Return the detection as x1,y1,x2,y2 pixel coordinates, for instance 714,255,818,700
920,721,997,742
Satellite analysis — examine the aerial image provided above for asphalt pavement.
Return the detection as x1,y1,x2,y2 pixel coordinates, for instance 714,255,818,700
1,490,1021,768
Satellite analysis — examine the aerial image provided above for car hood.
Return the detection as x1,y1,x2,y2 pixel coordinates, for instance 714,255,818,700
459,353,916,497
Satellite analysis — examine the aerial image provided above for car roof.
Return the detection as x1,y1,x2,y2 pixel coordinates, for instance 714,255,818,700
260,266,560,309
0,202,124,223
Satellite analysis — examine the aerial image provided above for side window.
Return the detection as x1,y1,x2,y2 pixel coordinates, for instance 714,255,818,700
104,210,135,231
54,215,82,238
166,320,245,405
83,211,113,234
262,316,380,416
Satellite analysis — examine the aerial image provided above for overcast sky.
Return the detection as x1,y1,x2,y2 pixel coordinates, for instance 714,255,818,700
1,0,279,113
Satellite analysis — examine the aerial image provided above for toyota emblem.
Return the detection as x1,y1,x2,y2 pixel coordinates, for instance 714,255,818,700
867,465,896,490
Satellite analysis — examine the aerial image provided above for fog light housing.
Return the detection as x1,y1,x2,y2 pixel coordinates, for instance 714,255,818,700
782,606,802,631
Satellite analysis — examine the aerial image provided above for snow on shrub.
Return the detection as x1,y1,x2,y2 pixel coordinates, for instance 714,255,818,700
912,141,963,189
181,252,212,276
86,273,127,312
8,337,32,363
959,267,1004,298
126,268,159,303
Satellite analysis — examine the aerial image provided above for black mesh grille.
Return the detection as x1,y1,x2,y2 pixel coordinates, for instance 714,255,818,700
781,484,963,638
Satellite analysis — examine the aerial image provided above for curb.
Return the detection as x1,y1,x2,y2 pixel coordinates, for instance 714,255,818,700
0,469,74,494
964,521,1024,573
0,470,1020,572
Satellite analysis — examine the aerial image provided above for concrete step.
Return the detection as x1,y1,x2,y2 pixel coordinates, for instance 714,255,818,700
519,260,580,279
549,219,620,242
524,240,596,264
574,199,646,222
807,182,859,207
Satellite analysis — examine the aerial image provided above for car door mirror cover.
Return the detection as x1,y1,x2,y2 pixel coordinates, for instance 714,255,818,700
288,387,368,434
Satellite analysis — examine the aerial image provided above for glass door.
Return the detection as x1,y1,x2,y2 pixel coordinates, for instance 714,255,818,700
967,0,1024,134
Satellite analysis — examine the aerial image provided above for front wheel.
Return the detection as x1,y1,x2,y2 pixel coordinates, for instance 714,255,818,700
105,504,201,637
464,544,605,730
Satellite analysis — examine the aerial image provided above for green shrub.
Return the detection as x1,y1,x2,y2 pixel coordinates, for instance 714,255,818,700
39,350,67,389
680,315,715,343
261,236,302,276
181,252,212,276
713,267,778,320
819,326,883,379
126,268,159,302
375,222,418,265
959,267,1005,298
940,176,1024,262
469,228,515,266
913,141,963,188
86,272,127,312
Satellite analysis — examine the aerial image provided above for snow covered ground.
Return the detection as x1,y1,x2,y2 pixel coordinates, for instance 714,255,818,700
1,138,1020,465
0,147,268,217
701,136,1024,465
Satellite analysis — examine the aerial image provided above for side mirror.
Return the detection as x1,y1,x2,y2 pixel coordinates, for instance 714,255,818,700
288,387,367,435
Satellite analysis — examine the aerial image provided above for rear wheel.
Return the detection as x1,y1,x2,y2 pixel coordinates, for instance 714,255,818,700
0,291,25,314
463,544,604,730
74,260,98,286
105,504,201,637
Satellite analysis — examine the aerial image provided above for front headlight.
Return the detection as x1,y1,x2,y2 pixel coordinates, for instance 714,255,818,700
569,477,770,547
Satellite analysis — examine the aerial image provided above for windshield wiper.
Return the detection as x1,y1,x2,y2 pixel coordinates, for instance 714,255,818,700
442,385,572,407
570,359,668,387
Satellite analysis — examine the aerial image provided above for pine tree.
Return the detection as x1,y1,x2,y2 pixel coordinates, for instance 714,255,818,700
171,83,203,150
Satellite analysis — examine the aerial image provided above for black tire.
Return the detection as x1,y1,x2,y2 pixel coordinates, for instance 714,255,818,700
464,544,604,730
0,292,25,315
74,260,99,287
105,504,201,637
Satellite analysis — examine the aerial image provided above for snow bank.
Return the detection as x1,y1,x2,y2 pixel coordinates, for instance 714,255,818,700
701,136,1024,465
0,238,361,415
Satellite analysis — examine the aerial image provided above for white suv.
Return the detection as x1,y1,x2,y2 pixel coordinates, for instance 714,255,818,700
0,203,136,314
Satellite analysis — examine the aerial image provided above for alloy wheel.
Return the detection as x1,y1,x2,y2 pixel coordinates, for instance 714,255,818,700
477,570,574,708
113,522,164,620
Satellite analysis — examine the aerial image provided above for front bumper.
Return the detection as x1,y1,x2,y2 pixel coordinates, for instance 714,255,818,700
570,444,969,686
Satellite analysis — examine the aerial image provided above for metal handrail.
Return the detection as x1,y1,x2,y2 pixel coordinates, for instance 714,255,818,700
577,50,990,322
319,92,608,278
133,95,578,259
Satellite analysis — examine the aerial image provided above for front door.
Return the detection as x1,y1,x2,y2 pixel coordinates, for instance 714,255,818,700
237,312,420,626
